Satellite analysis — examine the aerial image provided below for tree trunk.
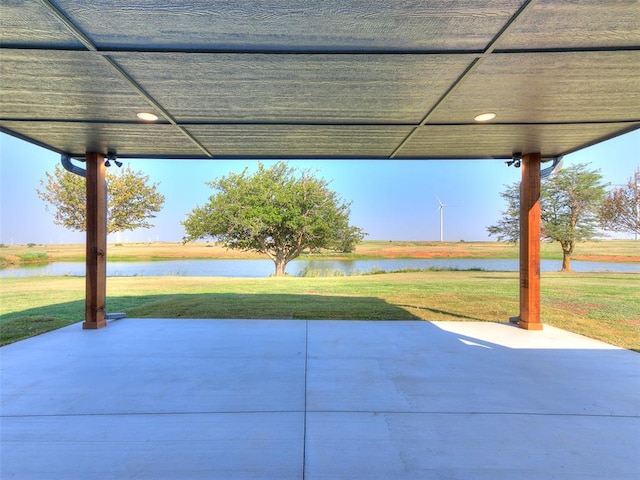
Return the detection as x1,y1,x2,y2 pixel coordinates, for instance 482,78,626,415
273,257,287,276
561,250,572,272
560,240,574,272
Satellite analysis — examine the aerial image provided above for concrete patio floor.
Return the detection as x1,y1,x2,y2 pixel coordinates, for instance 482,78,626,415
1,319,639,479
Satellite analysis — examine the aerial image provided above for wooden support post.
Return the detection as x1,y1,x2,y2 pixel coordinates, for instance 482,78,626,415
84,152,107,329
518,152,543,330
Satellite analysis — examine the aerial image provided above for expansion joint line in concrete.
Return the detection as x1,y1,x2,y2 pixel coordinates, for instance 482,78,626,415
302,320,309,480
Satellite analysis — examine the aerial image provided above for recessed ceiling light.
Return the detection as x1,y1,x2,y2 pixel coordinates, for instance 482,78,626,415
137,112,159,122
474,112,496,122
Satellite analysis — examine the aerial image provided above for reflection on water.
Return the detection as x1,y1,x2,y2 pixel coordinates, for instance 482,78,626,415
1,257,638,278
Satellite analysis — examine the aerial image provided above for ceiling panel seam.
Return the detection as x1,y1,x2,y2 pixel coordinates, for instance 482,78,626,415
38,0,213,158
39,0,97,52
389,57,485,159
389,0,539,159
494,46,640,54
3,119,638,127
3,44,638,55
101,56,213,157
482,0,539,56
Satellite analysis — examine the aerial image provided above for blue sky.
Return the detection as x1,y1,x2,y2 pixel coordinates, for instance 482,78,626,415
1,130,638,245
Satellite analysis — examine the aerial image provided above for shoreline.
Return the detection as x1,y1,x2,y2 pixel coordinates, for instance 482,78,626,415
1,240,639,267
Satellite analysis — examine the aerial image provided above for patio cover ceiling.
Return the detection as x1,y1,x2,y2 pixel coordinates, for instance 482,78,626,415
1,0,639,161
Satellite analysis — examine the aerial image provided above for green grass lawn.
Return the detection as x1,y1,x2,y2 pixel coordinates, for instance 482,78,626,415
1,271,638,351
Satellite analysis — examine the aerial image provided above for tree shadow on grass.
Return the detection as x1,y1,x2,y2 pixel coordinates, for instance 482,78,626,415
1,293,421,345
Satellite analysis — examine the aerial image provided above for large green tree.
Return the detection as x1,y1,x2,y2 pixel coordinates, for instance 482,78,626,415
486,183,520,243
488,163,606,271
37,164,165,235
182,161,365,276
599,167,640,237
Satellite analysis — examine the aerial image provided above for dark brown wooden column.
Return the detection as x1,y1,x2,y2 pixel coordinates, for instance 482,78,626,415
84,152,107,329
518,152,542,330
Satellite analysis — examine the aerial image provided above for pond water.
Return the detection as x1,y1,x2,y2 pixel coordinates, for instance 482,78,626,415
1,258,638,278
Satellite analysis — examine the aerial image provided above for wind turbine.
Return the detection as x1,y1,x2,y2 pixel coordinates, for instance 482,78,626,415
436,196,447,242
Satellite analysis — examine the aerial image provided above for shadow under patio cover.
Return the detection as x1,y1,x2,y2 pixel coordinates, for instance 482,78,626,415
1,0,638,160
